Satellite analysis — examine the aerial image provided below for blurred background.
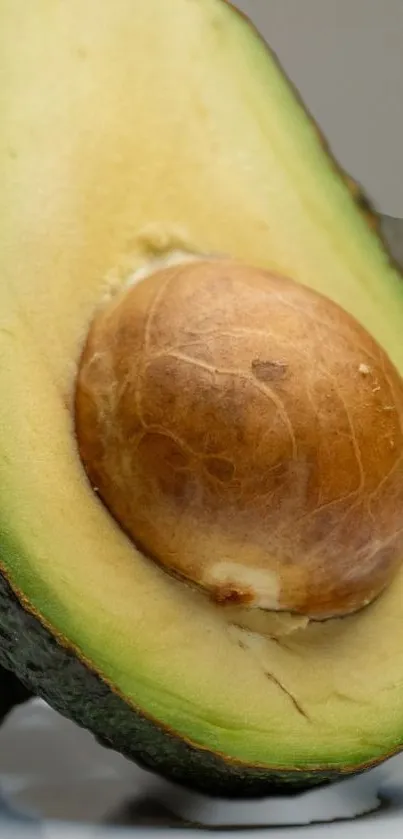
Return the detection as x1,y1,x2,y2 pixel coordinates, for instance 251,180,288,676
237,0,403,219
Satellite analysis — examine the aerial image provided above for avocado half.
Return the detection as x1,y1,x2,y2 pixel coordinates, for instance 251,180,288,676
2,0,403,798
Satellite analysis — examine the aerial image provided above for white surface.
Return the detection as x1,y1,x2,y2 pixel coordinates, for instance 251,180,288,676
1,699,403,837
235,0,403,217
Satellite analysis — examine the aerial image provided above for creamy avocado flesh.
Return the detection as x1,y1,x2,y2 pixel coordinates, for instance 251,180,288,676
1,0,403,790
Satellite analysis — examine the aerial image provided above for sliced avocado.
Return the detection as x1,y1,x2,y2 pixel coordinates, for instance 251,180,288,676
1,0,403,797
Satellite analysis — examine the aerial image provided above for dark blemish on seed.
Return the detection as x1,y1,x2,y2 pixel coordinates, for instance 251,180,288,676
213,584,255,606
205,456,235,484
252,359,288,383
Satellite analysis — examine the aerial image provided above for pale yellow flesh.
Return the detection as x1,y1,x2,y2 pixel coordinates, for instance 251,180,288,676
1,0,403,768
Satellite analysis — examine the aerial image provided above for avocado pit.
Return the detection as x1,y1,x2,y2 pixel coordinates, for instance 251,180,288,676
74,257,403,620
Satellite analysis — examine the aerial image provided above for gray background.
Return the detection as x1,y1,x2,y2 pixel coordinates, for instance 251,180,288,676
236,0,403,217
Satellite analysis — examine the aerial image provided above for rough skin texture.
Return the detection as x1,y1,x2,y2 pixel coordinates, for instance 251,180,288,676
0,568,375,799
0,664,32,723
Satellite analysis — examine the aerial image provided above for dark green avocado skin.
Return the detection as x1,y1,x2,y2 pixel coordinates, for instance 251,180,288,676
0,664,32,723
0,570,366,798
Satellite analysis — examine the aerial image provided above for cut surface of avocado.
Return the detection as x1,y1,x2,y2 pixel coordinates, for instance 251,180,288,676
1,0,403,793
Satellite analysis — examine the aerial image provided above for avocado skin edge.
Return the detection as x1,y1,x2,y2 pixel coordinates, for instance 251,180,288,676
0,663,32,723
0,570,394,798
